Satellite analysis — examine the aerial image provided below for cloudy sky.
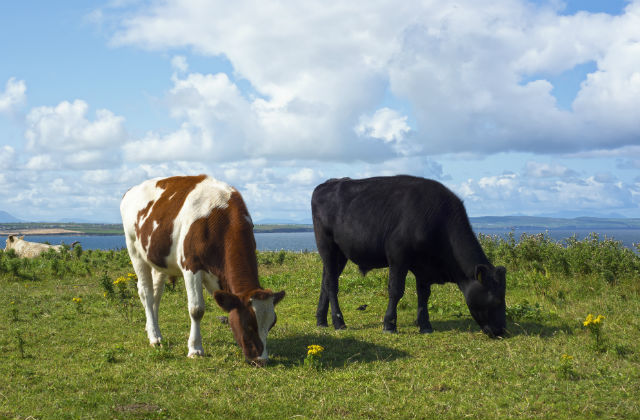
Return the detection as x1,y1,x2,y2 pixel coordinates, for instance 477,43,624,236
1,0,639,223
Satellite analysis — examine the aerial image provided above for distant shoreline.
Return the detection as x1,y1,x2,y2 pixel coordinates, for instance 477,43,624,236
0,228,84,236
1,217,640,237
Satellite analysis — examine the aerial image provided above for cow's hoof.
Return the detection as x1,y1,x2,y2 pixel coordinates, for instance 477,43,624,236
149,339,162,347
333,324,347,330
419,327,434,334
187,349,204,358
316,321,329,328
382,327,398,334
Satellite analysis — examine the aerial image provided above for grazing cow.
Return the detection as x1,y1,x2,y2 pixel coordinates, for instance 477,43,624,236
120,175,285,364
5,235,78,258
311,175,506,337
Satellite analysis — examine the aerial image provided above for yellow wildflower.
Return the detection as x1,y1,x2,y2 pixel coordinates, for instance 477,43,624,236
583,313,604,327
72,297,82,304
307,344,325,356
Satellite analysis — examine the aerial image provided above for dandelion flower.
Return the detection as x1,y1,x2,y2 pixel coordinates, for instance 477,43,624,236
72,297,82,303
307,344,325,356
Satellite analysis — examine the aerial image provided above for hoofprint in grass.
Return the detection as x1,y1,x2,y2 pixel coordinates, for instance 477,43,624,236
583,313,606,352
304,344,325,369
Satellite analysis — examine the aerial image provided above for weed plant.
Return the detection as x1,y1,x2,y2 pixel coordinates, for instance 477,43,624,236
1,235,639,419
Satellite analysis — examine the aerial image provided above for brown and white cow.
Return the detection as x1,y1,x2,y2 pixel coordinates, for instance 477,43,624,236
120,175,285,364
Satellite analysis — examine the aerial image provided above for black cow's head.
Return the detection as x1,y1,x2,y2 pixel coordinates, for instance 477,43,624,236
464,264,507,337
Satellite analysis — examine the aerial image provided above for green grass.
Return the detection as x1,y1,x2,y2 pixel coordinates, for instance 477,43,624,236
1,235,640,419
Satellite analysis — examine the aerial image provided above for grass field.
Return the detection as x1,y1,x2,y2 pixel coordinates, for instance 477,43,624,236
1,234,639,419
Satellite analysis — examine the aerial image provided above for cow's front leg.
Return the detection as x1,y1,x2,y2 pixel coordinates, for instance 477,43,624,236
183,270,205,357
383,265,408,333
415,277,433,334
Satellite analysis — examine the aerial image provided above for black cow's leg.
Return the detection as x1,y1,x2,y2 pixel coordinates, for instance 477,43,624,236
316,244,348,329
316,280,330,327
383,265,408,333
415,276,433,334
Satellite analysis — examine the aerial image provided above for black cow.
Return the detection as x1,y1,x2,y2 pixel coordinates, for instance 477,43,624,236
311,175,506,337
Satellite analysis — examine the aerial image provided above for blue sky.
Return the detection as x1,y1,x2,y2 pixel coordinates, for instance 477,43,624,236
1,0,639,222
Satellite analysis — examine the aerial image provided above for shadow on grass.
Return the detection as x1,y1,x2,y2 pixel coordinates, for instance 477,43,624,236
269,333,409,368
430,318,575,338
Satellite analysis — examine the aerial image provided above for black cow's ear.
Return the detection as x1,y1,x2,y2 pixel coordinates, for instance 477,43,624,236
214,291,243,313
475,264,491,284
8,235,14,242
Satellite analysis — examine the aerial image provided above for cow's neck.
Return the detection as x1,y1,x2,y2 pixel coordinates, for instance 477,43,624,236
446,215,491,279
223,245,261,296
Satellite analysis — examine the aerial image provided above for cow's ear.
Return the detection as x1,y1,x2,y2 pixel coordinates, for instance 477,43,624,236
8,235,14,242
214,291,243,312
19,236,24,240
475,264,491,284
273,290,285,306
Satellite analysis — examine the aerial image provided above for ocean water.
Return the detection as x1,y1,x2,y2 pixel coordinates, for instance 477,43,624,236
2,229,639,252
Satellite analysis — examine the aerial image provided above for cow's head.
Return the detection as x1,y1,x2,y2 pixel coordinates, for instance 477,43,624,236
214,289,285,365
5,235,19,250
464,264,507,338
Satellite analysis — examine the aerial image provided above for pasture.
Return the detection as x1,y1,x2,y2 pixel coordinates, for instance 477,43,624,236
1,233,639,419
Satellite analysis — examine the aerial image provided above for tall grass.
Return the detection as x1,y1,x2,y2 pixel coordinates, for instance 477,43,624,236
1,234,639,419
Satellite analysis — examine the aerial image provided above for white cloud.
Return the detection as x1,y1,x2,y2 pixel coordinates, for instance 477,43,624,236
0,78,26,115
524,161,578,178
0,146,16,170
456,170,637,217
107,0,640,159
24,99,127,169
356,107,410,143
286,168,318,185
171,55,188,73
26,100,126,152
25,154,57,171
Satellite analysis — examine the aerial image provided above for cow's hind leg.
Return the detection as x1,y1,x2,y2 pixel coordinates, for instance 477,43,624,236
133,261,163,346
151,269,167,334
183,270,205,357
316,241,348,329
383,264,409,333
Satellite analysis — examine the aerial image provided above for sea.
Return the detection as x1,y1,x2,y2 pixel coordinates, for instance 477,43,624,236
2,229,639,252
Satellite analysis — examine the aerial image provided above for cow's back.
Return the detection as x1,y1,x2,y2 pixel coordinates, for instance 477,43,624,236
120,175,240,275
312,175,466,268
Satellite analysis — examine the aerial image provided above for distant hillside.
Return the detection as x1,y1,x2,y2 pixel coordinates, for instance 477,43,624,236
0,211,21,223
254,224,314,233
470,216,640,230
